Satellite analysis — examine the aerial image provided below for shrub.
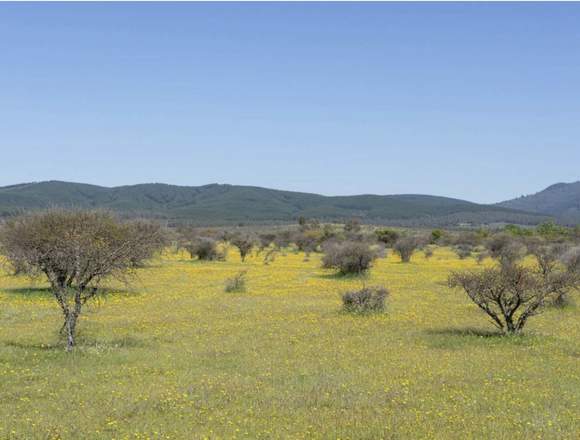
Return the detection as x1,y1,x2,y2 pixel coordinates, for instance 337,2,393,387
231,234,256,262
322,241,377,275
342,286,388,313
561,247,580,273
430,229,444,243
484,234,525,267
454,244,473,260
224,271,247,293
294,229,321,255
375,228,400,247
448,262,579,334
424,247,434,259
186,237,223,261
393,236,422,263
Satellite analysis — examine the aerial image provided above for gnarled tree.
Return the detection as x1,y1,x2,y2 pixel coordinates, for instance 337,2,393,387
0,210,166,351
448,263,578,334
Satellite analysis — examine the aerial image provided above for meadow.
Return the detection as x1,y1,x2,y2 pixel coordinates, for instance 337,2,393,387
0,247,579,439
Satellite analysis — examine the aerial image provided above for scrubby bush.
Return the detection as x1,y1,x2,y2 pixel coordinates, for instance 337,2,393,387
344,218,362,234
375,228,400,247
185,237,223,261
484,234,525,267
561,247,580,273
231,234,256,262
342,286,388,313
224,271,247,292
449,261,579,334
294,229,321,255
454,244,473,260
430,229,444,243
393,236,422,263
322,241,378,275
424,246,434,259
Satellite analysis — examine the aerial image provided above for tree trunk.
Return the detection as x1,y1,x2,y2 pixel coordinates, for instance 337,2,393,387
64,312,78,351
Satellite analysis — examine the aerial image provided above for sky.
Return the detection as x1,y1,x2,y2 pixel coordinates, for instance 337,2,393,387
1,3,579,203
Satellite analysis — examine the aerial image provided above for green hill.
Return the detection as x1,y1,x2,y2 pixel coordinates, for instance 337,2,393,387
498,181,580,224
0,181,549,226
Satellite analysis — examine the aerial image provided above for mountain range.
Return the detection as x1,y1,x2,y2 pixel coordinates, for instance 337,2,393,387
0,180,578,227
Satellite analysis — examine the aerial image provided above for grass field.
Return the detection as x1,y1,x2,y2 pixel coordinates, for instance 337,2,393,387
1,248,579,439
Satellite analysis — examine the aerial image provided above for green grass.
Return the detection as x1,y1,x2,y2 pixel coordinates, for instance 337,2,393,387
0,248,578,439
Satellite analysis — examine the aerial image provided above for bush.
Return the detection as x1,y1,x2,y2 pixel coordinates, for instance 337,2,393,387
231,234,256,262
454,244,473,260
484,234,525,267
449,262,579,334
342,286,388,313
430,229,444,243
375,228,400,247
186,237,223,261
322,241,377,275
561,247,580,273
224,271,247,292
393,236,422,263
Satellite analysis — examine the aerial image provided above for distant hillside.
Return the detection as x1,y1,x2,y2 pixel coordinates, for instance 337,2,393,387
498,181,580,224
0,181,549,226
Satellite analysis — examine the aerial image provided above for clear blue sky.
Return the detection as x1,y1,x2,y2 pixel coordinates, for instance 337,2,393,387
1,3,579,203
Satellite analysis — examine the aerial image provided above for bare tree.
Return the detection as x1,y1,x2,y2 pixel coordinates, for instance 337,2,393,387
393,236,422,263
448,263,578,334
0,210,166,351
484,234,525,268
230,234,256,262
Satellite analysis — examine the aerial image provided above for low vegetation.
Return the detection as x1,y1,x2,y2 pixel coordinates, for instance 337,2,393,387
342,285,388,313
0,213,579,438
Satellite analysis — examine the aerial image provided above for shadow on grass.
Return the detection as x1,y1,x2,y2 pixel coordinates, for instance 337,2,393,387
316,272,371,280
3,335,148,352
426,327,502,338
2,286,141,299
424,327,538,350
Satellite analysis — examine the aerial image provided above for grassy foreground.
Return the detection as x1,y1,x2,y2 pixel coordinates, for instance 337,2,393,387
0,248,579,439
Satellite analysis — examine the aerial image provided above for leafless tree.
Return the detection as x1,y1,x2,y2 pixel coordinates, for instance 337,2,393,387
448,262,578,334
484,234,525,268
230,234,256,262
393,236,422,263
0,210,166,351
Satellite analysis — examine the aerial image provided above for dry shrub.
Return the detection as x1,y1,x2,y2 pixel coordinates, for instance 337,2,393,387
342,286,389,313
224,271,247,293
322,241,378,275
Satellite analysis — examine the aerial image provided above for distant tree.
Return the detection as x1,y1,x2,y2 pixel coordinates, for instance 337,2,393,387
294,229,321,255
454,244,473,260
375,228,400,247
504,224,533,237
430,229,444,244
344,218,362,234
536,221,569,239
231,234,256,262
484,234,525,268
527,241,568,278
0,210,166,351
322,241,377,275
393,236,422,263
185,237,223,261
